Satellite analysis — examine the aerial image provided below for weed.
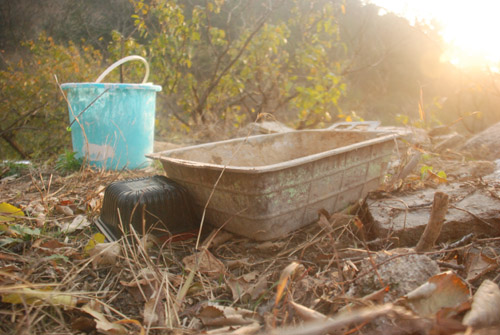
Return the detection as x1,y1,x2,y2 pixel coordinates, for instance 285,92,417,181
0,222,40,249
0,160,31,178
55,150,82,172
420,164,447,182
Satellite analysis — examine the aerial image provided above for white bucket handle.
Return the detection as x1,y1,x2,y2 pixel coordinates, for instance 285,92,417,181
95,55,150,84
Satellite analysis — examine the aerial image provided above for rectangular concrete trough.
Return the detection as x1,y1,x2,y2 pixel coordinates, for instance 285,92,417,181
151,130,397,240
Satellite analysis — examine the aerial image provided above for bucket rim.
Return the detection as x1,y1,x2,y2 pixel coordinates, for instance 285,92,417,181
61,82,162,92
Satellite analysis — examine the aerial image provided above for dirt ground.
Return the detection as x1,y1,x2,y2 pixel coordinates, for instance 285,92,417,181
1,131,500,334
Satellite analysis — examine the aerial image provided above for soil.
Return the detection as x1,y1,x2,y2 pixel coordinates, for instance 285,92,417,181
1,129,500,334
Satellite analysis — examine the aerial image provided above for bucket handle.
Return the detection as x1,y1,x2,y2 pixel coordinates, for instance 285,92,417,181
95,55,150,84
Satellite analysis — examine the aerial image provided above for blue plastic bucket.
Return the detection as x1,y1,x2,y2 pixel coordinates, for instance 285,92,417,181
61,56,162,170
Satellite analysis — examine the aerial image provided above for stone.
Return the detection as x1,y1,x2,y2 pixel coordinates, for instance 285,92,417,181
377,126,431,149
366,183,500,247
433,133,466,152
352,248,440,302
428,125,452,137
461,121,500,160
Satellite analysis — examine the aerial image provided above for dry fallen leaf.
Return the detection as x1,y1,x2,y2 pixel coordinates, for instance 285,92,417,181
290,301,329,322
35,213,46,227
143,294,166,327
81,304,128,335
226,258,252,269
120,268,164,302
71,316,97,333
183,249,225,277
204,322,261,334
242,271,259,282
121,268,157,288
253,241,286,251
198,304,261,327
1,287,77,307
201,230,234,249
463,280,500,328
275,262,303,306
0,202,25,222
84,233,107,254
318,212,354,233
31,239,78,257
87,193,103,211
32,239,67,250
273,304,397,335
26,202,46,217
89,242,121,267
405,271,470,316
226,273,268,303
58,215,91,233
56,205,74,216
465,252,498,283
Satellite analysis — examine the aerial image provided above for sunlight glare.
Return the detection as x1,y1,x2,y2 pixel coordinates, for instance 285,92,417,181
368,0,500,68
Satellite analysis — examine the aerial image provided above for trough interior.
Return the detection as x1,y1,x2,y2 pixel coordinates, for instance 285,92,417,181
163,131,378,167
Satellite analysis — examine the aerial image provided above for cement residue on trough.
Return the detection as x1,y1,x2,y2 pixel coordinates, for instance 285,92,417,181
160,131,385,168
153,130,397,240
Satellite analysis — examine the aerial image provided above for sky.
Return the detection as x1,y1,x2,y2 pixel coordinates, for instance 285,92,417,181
367,0,500,69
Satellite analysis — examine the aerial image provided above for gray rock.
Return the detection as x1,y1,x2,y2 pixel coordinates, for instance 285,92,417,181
353,248,440,302
461,122,500,160
367,184,500,247
433,133,466,153
377,126,431,148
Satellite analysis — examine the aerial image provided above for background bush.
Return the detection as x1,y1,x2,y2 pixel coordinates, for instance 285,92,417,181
1,0,499,160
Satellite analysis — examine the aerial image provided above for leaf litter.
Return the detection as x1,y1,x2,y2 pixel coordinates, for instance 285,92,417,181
0,137,500,334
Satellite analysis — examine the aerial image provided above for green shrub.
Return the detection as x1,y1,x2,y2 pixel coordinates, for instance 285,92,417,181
0,34,103,160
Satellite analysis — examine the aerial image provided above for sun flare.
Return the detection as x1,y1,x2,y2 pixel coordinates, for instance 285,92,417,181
369,0,500,69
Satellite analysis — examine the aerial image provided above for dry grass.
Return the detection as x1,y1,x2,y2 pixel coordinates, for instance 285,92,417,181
1,162,499,334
